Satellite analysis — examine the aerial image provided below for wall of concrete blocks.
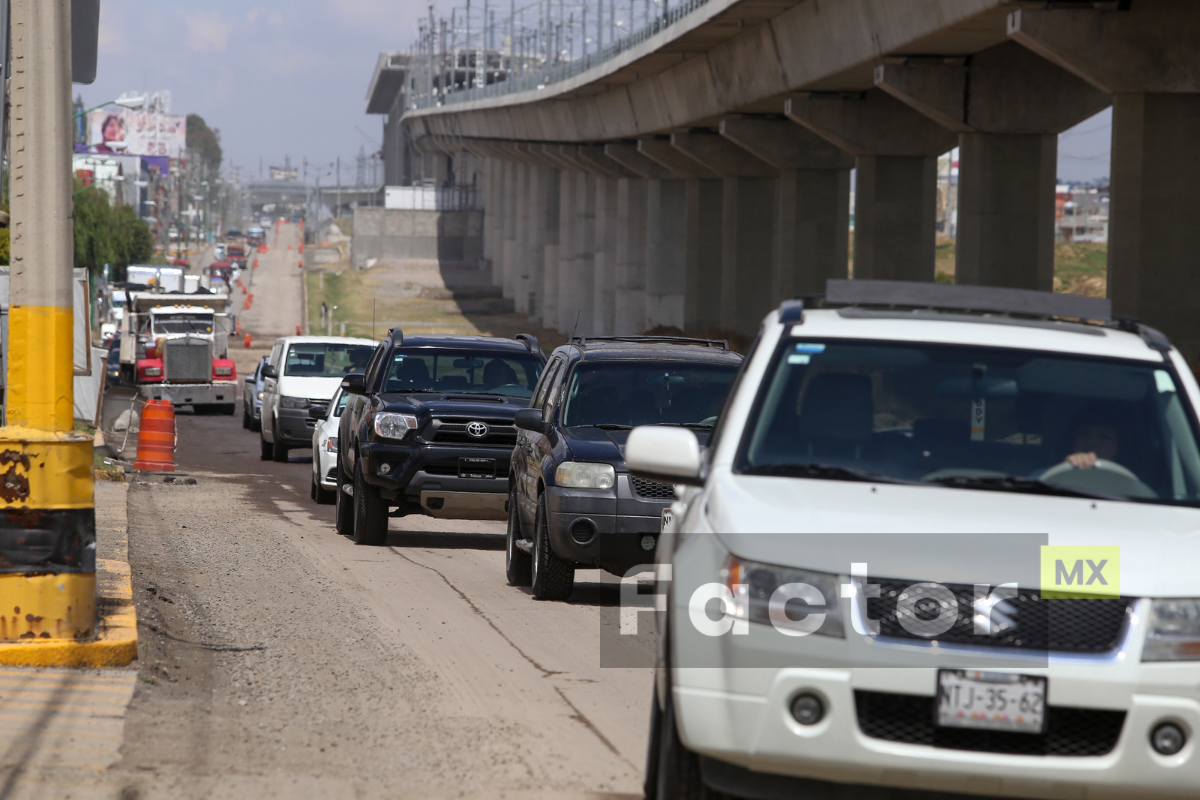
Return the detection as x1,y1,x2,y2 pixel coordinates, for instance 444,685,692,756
351,207,484,268
440,4,1200,355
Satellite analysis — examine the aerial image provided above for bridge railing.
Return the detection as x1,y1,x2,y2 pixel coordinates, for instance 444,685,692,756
409,0,714,111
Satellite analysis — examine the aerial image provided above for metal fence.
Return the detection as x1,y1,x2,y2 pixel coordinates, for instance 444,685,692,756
383,185,482,211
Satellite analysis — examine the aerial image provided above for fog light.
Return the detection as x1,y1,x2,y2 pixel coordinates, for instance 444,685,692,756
640,535,656,552
1151,722,1186,756
378,463,392,475
790,693,824,726
569,519,597,545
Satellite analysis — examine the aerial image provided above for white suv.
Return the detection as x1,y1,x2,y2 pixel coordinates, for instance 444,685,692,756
626,280,1200,800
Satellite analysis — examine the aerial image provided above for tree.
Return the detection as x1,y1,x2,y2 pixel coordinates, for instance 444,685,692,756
187,113,223,172
72,181,154,277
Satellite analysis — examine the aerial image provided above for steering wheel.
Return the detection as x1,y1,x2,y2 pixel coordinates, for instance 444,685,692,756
1040,459,1157,499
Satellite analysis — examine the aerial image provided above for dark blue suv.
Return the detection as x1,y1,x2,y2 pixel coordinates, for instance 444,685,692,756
508,336,742,599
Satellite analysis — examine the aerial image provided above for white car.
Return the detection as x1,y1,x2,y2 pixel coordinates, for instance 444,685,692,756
260,335,377,463
627,280,1200,800
311,386,348,504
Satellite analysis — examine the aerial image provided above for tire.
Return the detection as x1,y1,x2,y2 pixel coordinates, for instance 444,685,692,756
334,459,354,535
531,492,574,600
655,687,729,800
272,422,289,462
242,403,250,429
260,434,273,461
250,413,261,433
314,469,335,505
310,471,318,501
353,461,389,546
223,403,236,416
505,486,531,586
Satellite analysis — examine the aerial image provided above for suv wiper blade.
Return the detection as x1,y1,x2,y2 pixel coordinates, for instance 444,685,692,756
743,463,912,484
577,423,633,430
925,474,1117,500
655,422,714,429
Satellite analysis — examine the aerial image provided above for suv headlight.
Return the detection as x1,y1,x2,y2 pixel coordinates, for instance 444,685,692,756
375,412,418,440
555,462,615,490
721,555,844,638
1143,598,1200,661
325,436,338,453
280,395,309,409
257,391,264,400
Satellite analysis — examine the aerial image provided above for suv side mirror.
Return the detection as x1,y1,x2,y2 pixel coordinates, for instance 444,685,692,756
341,373,366,395
514,408,546,434
625,426,703,485
261,364,277,379
308,405,327,420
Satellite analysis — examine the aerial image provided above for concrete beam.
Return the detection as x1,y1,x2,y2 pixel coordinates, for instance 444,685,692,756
637,139,721,180
684,179,723,332
671,132,777,178
718,118,855,171
876,43,1110,135
604,143,676,180
577,145,637,179
1009,3,1200,94
785,90,957,156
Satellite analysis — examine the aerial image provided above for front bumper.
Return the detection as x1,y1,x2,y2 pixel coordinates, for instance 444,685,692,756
140,381,237,407
359,440,513,506
275,407,319,447
545,474,667,574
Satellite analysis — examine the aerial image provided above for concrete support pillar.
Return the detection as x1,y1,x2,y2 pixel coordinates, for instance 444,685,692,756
877,42,1109,290
482,160,496,265
615,177,648,334
684,179,723,332
522,163,551,320
514,162,531,312
1009,2,1200,358
645,179,686,330
536,166,560,328
854,156,938,282
593,177,619,335
572,172,597,334
721,177,777,335
501,160,518,295
556,170,577,332
775,169,851,297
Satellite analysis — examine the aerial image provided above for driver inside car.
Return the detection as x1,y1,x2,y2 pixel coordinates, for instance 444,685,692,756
482,358,517,389
1061,405,1124,471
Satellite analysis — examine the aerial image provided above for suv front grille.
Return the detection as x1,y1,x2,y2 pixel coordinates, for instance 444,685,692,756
854,690,1124,757
427,418,517,446
630,475,674,500
866,580,1133,653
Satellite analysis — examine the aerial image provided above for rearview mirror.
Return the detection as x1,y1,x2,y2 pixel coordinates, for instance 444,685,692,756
261,364,277,379
625,426,703,485
514,408,546,434
341,373,366,395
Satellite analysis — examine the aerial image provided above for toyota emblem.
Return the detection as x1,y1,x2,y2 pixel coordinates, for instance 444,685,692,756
466,421,489,438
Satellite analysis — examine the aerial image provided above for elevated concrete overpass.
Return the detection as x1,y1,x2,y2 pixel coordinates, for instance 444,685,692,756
392,0,1200,358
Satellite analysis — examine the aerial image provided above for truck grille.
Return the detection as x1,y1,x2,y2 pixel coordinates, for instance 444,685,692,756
866,580,1133,654
164,341,211,383
630,476,674,500
854,690,1125,757
427,418,517,446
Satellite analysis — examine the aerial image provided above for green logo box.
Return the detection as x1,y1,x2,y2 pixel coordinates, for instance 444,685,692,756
1040,546,1120,599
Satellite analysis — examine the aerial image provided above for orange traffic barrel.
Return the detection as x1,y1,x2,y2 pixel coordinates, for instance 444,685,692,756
243,334,253,348
135,399,176,472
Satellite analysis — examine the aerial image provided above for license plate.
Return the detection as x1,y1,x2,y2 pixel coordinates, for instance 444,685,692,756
660,507,674,533
458,457,495,479
937,670,1046,734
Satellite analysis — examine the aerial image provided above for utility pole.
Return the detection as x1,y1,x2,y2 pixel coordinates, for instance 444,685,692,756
0,0,96,641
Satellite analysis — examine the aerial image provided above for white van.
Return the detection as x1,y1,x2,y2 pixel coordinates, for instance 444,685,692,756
259,335,377,462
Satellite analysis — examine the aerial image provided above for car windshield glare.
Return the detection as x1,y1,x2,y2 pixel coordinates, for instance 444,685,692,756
738,339,1200,506
284,343,375,378
561,361,738,428
383,350,543,397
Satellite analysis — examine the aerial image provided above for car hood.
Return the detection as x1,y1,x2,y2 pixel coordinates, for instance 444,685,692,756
704,473,1200,598
276,376,344,401
378,392,527,418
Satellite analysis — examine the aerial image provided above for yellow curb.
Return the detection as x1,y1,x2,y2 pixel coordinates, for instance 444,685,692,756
0,558,137,667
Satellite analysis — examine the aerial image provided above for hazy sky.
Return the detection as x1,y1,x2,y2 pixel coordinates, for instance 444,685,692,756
82,1,1114,185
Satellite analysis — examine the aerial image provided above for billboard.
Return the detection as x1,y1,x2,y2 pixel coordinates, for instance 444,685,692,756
87,109,186,158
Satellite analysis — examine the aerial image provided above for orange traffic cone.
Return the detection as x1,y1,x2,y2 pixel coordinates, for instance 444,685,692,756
295,324,302,335
287,244,292,251
135,399,176,472
243,297,251,311
235,320,242,335
243,334,253,348
241,284,247,295
253,257,259,267
298,244,304,254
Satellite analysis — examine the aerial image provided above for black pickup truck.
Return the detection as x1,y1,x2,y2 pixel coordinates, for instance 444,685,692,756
335,329,546,545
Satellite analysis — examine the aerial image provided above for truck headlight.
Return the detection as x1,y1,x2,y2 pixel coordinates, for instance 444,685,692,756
325,436,338,453
280,395,309,409
142,367,162,378
375,413,418,440
1143,598,1200,661
555,462,615,490
721,555,844,638
214,366,233,377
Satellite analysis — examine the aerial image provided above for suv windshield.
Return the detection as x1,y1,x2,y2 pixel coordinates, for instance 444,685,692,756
285,343,375,377
153,314,212,335
738,339,1200,505
562,361,738,428
383,349,543,397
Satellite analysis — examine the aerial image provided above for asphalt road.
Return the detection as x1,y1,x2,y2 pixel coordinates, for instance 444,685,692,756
84,230,657,798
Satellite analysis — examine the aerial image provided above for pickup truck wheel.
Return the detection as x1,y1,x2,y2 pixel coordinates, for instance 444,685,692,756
334,459,354,535
656,686,731,800
531,492,574,600
250,413,261,433
222,403,236,416
353,462,389,546
259,434,273,461
505,486,531,586
242,404,250,429
271,422,289,462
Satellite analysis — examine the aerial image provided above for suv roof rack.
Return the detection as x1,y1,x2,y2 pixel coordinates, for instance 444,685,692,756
819,279,1112,323
515,333,540,354
566,334,730,351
